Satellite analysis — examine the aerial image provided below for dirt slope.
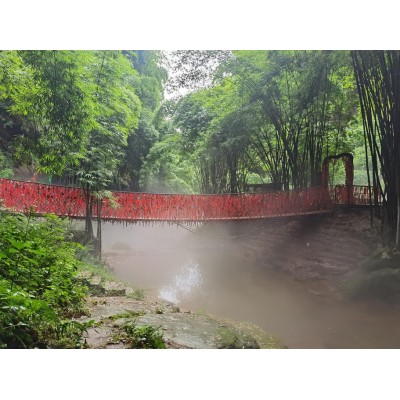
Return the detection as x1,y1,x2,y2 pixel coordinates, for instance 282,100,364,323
239,208,377,283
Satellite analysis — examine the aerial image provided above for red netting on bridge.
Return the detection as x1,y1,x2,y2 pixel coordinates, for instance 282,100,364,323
0,179,87,217
0,178,335,221
329,185,382,206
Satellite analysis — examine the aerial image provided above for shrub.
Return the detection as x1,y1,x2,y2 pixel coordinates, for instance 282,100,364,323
0,210,89,348
122,321,166,349
0,150,13,179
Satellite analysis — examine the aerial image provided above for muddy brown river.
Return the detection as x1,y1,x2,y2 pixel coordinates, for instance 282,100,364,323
100,221,400,349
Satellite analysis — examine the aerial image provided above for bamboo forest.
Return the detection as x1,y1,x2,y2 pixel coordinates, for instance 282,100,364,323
1,50,400,353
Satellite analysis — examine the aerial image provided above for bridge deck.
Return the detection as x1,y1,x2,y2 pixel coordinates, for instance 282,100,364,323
0,178,374,222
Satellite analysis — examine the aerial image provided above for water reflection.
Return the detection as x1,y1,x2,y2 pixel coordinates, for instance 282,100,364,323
159,259,203,304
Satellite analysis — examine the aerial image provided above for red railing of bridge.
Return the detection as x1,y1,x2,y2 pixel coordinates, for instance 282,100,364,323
329,185,382,206
0,178,335,222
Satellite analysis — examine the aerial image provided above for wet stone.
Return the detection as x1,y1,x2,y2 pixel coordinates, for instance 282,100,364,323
135,313,261,349
80,296,285,349
77,270,92,280
103,281,127,296
89,275,102,286
215,326,260,349
84,275,106,295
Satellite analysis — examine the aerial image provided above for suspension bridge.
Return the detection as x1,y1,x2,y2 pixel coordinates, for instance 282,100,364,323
0,178,377,223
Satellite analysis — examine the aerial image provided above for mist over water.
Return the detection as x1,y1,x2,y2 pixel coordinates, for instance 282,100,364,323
100,221,400,349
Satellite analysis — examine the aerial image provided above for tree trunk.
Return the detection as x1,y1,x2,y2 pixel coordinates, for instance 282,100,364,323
95,198,102,258
84,187,94,240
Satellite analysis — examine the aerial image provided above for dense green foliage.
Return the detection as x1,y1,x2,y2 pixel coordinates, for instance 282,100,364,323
0,149,13,178
2,49,400,349
146,51,361,193
352,51,400,245
0,211,92,348
2,49,400,245
0,50,166,237
118,51,167,191
4,50,400,349
0,49,373,195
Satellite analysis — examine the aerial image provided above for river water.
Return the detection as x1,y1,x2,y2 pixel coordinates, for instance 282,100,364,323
101,221,400,349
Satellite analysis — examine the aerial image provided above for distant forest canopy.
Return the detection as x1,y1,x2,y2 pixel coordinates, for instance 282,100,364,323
1,50,400,242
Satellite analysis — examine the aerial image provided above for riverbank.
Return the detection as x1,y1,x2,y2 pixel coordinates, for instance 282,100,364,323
76,269,287,349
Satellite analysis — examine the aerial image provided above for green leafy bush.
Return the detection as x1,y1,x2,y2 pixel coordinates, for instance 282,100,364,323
0,280,56,348
0,210,89,348
0,150,13,179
